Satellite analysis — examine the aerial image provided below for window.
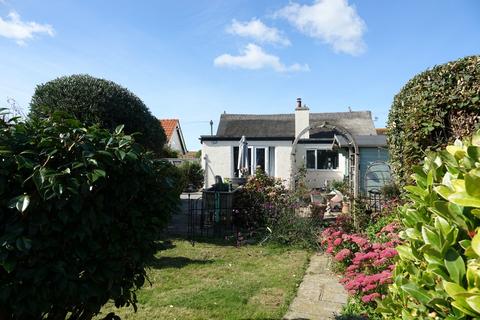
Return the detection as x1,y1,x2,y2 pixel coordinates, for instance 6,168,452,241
255,148,265,172
233,146,275,177
233,147,239,177
306,150,316,169
306,149,339,170
268,147,275,176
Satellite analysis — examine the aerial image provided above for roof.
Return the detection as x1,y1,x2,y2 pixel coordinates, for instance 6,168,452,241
210,111,376,140
159,119,179,141
334,134,387,148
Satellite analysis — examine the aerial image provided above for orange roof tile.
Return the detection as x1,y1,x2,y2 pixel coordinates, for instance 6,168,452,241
159,119,179,141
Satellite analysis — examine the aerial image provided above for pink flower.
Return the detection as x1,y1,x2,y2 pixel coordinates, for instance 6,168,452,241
362,292,381,303
334,248,351,262
333,238,343,246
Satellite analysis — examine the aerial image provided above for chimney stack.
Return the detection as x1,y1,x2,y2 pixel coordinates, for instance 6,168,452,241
294,97,309,139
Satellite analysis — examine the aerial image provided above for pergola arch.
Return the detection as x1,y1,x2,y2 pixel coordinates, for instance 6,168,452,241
290,121,360,198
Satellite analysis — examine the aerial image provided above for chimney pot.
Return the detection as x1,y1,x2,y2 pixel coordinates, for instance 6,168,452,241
296,98,302,109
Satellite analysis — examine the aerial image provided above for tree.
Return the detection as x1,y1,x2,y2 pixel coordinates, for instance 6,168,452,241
30,74,166,154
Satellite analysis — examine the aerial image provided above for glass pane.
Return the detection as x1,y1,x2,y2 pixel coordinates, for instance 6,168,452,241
256,148,265,173
268,147,275,176
248,148,252,175
317,150,339,169
233,146,239,177
306,150,316,169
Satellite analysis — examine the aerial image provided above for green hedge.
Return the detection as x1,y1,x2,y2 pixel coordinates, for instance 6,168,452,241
387,55,480,185
30,74,166,154
378,131,480,319
0,112,180,319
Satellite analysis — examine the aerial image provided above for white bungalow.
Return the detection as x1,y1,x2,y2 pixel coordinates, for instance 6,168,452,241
200,98,388,196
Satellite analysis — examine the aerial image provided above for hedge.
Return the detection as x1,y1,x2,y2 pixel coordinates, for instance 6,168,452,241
387,55,480,185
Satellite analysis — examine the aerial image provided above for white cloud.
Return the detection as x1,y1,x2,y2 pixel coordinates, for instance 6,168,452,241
214,43,309,73
274,0,366,55
0,11,54,45
227,18,290,46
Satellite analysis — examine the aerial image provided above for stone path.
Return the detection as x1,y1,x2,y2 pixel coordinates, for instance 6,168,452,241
284,253,348,320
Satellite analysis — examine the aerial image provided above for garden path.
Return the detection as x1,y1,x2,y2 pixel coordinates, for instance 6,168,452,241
284,253,347,320
166,192,202,236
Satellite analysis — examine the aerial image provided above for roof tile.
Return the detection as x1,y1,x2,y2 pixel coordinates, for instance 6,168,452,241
159,119,178,141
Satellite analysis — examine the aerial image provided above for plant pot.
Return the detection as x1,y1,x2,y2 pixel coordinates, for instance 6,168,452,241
342,202,350,214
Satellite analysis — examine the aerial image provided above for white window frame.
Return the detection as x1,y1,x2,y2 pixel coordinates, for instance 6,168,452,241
232,145,272,177
305,148,340,171
249,146,269,175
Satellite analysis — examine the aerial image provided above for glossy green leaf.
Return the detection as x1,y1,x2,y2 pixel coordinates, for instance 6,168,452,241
405,185,428,198
444,281,467,297
465,172,480,197
422,226,441,250
466,295,480,314
452,300,478,317
448,192,480,208
435,186,454,200
396,245,415,261
401,283,431,304
444,248,466,284
8,194,30,213
471,233,480,257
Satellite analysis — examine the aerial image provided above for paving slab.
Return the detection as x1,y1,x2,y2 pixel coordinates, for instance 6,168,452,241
284,253,347,320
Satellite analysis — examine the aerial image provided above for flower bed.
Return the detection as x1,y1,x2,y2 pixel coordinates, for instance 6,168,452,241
321,213,402,316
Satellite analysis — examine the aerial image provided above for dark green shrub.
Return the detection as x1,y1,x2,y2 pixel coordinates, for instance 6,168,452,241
179,161,204,191
30,74,166,154
378,131,480,319
161,145,180,158
387,55,480,185
0,112,180,319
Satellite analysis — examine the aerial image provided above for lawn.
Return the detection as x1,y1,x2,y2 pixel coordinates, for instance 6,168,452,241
96,239,310,320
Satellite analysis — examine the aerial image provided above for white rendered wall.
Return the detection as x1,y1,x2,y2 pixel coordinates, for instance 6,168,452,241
201,140,293,188
294,144,345,189
295,109,310,139
169,128,185,154
201,141,232,188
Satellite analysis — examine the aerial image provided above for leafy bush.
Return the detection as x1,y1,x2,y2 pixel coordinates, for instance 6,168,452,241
179,161,204,191
233,170,293,230
378,130,480,319
30,74,166,154
161,145,180,158
387,55,480,185
234,171,321,249
0,113,180,319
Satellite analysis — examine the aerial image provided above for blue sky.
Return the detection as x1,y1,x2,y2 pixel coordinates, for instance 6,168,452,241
1,0,479,150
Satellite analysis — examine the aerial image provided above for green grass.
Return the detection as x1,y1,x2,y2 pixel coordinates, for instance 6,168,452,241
96,239,310,320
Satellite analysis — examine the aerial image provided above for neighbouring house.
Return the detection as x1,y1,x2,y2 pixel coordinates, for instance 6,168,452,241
159,119,188,155
200,98,389,197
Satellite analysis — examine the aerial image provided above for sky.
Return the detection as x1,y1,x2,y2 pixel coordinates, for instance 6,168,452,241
0,0,479,150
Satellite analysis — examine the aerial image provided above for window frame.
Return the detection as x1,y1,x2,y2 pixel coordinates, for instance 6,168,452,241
305,148,340,171
233,145,274,177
